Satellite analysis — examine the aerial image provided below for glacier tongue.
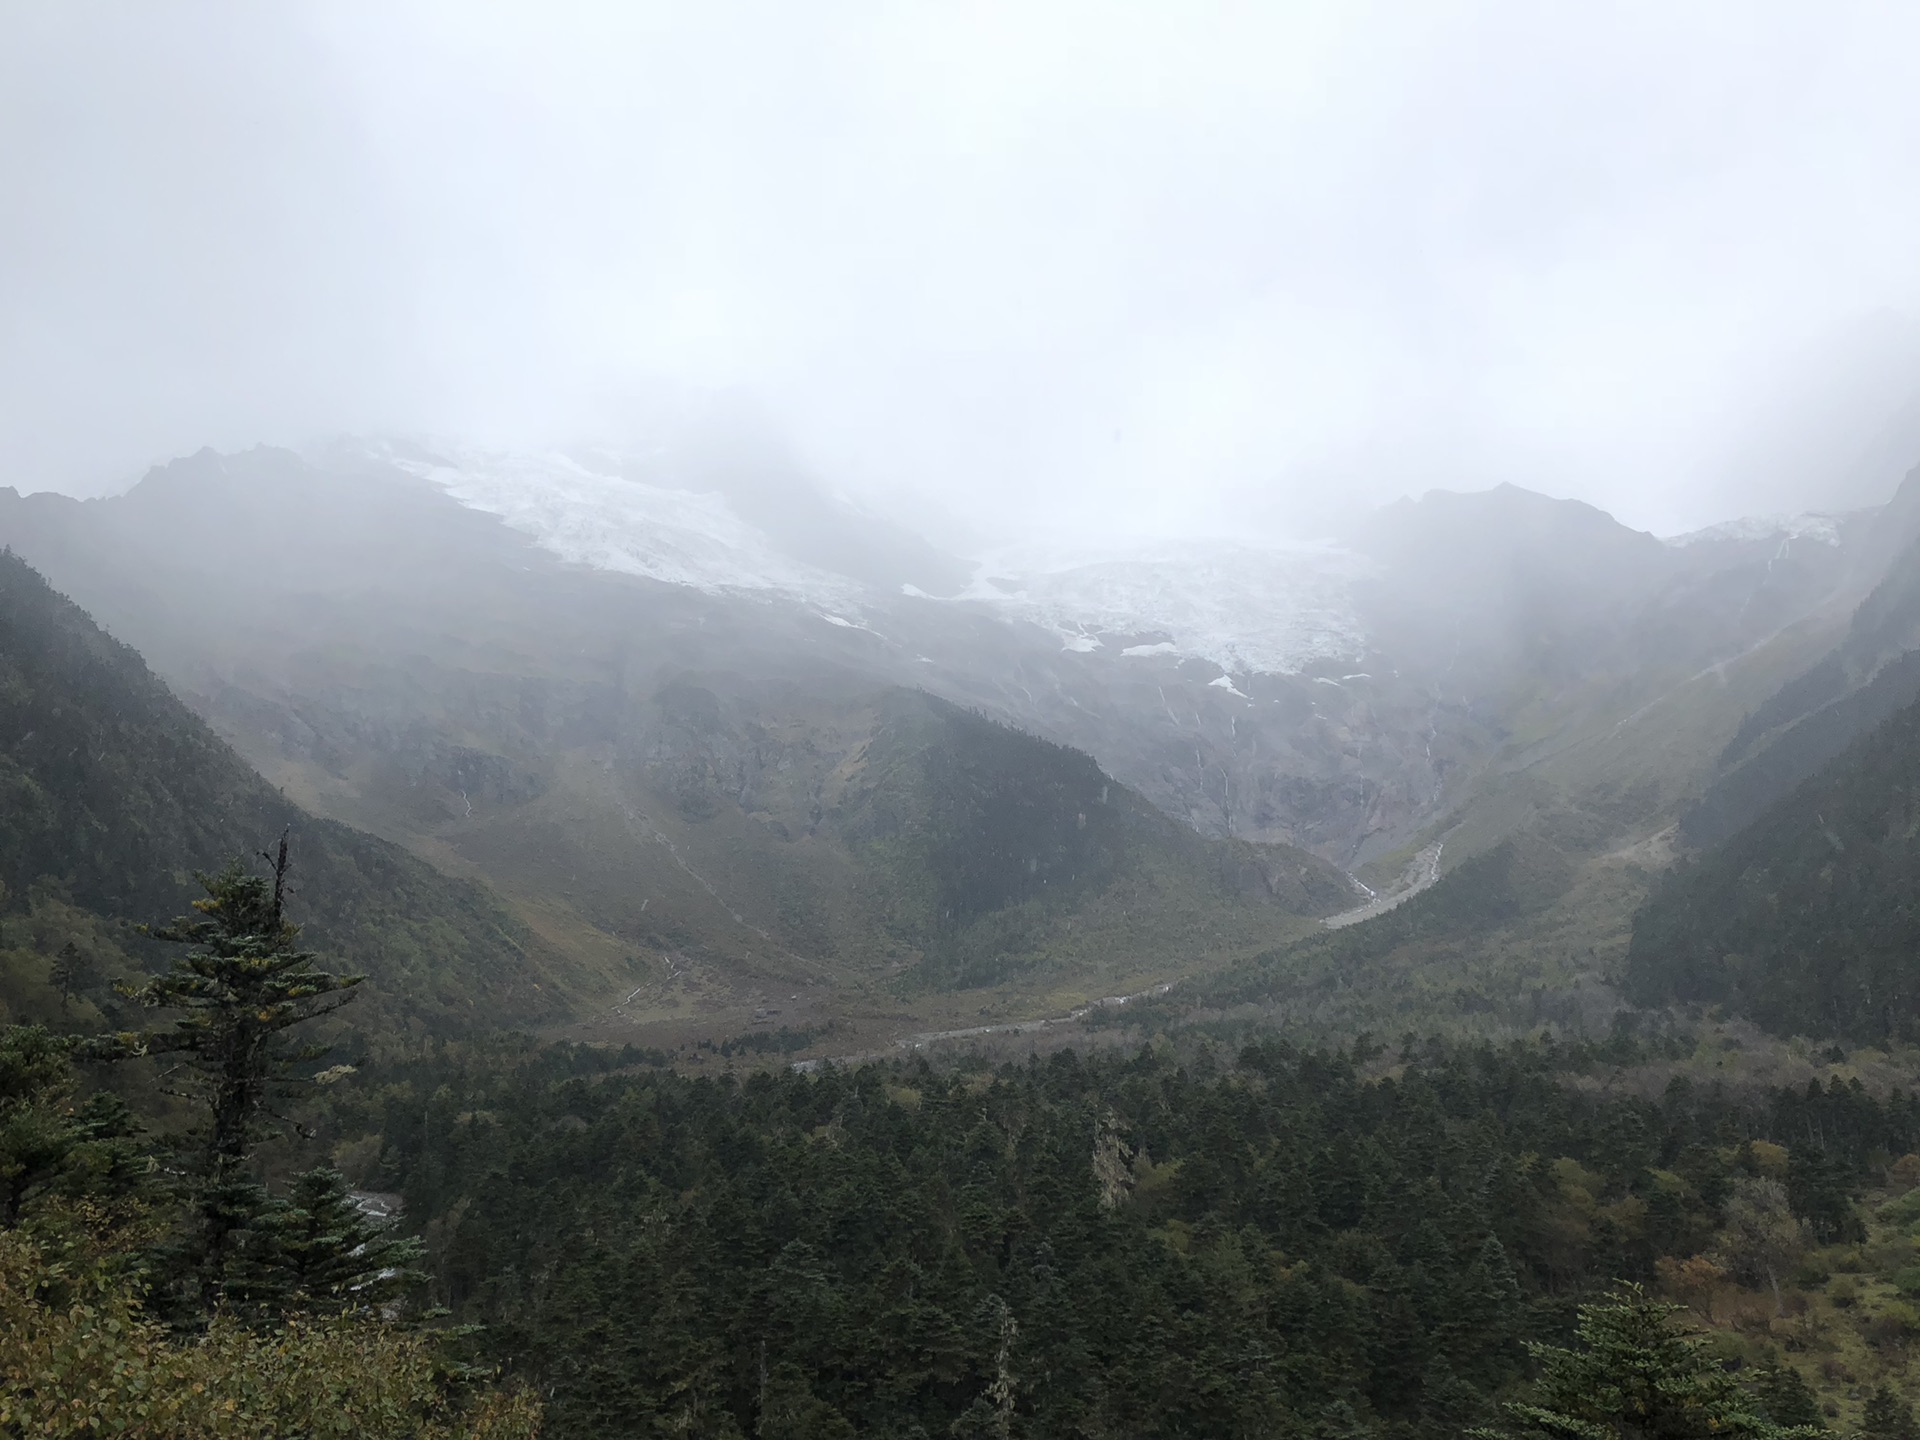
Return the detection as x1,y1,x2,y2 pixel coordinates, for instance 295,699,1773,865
956,539,1371,675
1663,512,1843,547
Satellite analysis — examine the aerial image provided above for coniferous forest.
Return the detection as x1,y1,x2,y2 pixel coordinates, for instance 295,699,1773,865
345,1031,1911,1437
5,840,1919,1437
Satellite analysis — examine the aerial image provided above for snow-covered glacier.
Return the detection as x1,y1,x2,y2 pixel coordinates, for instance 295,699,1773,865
369,441,1371,675
956,540,1372,675
1662,512,1844,547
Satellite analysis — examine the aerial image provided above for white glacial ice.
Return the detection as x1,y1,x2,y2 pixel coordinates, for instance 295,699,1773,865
956,539,1371,675
372,442,1370,676
382,444,866,609
1663,513,1843,548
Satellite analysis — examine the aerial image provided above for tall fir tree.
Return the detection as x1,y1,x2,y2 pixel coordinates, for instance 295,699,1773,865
93,836,363,1315
113,835,362,1173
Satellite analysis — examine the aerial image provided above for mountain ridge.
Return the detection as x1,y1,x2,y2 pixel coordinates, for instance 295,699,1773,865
9,442,1896,873
12,437,1920,1050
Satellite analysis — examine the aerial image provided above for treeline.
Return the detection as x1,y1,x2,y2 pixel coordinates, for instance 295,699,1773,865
328,1033,1914,1438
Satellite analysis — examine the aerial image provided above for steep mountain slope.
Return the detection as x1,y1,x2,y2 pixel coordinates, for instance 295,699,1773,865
0,548,576,1032
0,509,1353,1045
814,690,1355,990
1063,504,1920,1042
0,444,1428,864
10,438,1920,1046
1683,470,1920,847
1627,689,1920,1042
207,661,1354,1036
953,480,1906,870
1602,468,1920,1042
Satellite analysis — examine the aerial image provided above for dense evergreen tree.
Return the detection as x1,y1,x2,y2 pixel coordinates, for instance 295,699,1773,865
1862,1384,1920,1440
0,1023,144,1229
92,838,364,1313
1474,1284,1817,1438
1752,1365,1824,1432
264,1166,427,1313
113,836,362,1173
0,1014,533,1432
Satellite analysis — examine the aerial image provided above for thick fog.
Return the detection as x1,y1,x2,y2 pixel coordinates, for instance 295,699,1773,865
6,2,1920,543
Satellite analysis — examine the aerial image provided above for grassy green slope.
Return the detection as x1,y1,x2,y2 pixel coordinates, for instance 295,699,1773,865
222,668,1356,1035
836,691,1356,990
0,548,574,1033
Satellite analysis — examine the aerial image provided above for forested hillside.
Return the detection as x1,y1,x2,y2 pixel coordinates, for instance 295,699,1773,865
0,547,570,1032
0,857,542,1433
1629,690,1920,1042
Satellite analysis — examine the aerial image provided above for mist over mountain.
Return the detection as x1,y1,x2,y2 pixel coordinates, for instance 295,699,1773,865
8,437,1910,883
9,431,1920,1056
0,546,575,1033
15,443,1902,821
18,422,1920,1432
1,453,1370,1045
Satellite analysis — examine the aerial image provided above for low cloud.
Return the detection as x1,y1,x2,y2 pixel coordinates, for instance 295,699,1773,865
6,2,1920,541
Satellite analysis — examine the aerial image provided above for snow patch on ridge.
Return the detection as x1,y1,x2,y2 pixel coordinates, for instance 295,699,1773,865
1664,513,1842,548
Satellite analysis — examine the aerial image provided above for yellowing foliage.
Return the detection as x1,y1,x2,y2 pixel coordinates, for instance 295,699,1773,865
0,1225,539,1438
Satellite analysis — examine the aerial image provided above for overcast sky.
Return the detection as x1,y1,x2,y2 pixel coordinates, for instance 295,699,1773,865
6,2,1920,544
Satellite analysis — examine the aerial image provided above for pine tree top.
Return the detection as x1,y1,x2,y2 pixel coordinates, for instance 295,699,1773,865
111,853,364,1057
1477,1284,1823,1440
